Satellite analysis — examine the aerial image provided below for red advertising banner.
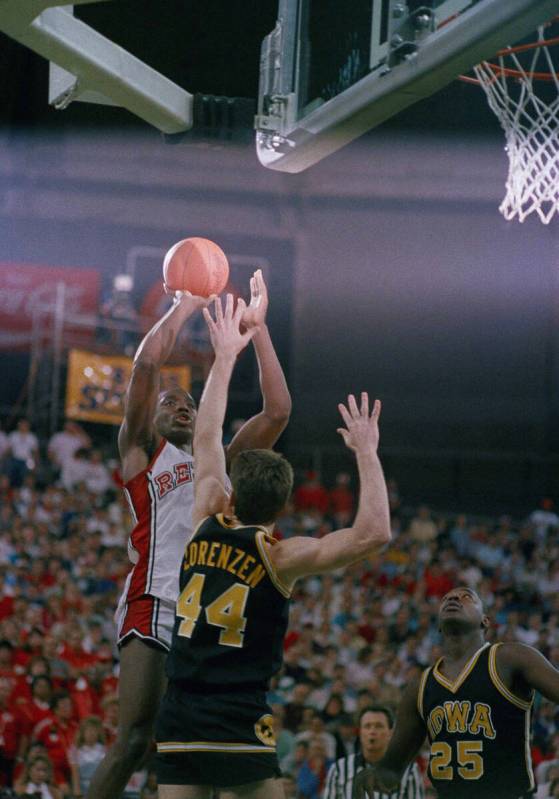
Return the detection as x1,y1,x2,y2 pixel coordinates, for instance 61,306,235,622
0,262,101,350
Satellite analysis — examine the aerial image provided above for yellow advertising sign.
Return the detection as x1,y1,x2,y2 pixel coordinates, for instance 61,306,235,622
66,349,191,425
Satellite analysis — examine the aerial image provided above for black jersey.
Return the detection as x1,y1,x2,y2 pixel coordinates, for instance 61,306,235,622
418,642,535,799
166,514,291,690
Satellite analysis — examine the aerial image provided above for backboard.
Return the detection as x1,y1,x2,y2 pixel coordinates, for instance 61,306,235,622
255,0,559,172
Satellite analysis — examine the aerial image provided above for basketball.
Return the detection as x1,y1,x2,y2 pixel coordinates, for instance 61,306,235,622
163,237,230,297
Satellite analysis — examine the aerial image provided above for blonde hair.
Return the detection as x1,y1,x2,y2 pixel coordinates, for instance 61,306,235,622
76,715,106,747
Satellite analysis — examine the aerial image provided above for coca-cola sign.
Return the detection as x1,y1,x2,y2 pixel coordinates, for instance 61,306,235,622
0,262,101,349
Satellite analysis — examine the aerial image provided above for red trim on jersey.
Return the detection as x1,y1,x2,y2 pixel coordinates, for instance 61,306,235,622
124,437,167,494
117,595,168,652
123,438,167,600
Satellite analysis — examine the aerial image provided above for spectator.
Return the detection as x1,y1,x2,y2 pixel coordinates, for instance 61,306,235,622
32,692,77,791
295,712,337,760
0,424,9,465
13,753,62,799
529,498,559,545
321,695,346,733
18,676,53,735
449,514,471,557
293,471,329,515
328,472,354,526
424,560,454,599
47,423,91,478
332,714,357,760
0,676,26,786
296,738,333,799
83,451,111,496
272,706,296,765
6,420,39,488
59,448,90,492
284,682,312,733
69,716,106,797
281,738,310,781
408,505,438,544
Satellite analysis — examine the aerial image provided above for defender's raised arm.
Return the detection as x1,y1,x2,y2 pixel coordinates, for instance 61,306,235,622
225,270,291,465
192,295,256,526
271,392,391,585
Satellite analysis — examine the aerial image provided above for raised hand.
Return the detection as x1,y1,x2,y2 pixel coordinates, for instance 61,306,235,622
164,284,215,309
337,393,381,453
203,294,256,359
241,269,268,330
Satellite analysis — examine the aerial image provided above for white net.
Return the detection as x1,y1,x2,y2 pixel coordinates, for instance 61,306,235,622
473,25,559,224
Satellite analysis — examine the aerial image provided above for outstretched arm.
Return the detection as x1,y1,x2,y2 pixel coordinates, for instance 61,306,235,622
226,270,291,465
271,393,391,584
192,295,255,526
352,676,427,799
118,292,208,465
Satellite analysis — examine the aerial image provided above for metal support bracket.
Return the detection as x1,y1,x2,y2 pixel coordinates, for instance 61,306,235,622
0,0,193,133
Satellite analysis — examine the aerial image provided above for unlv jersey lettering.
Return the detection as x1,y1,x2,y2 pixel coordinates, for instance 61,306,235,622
154,462,194,498
122,440,196,603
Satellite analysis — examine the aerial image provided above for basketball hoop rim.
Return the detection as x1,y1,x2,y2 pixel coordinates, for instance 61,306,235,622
457,15,559,84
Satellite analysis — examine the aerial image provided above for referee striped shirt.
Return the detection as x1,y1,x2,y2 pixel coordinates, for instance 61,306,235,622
322,752,424,799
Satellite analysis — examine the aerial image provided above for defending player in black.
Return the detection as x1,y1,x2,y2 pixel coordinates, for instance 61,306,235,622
154,294,392,799
352,587,559,799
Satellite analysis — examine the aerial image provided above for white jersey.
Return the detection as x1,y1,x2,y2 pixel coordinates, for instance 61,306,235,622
122,438,195,604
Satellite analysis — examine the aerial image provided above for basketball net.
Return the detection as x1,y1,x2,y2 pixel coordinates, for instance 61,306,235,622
466,22,559,224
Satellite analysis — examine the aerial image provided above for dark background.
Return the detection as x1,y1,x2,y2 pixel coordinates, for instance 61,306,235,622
1,2,558,515
0,0,499,133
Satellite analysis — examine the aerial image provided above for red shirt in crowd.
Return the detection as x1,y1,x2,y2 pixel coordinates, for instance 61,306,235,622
424,567,454,599
0,706,26,761
33,715,78,786
328,485,354,516
293,473,329,514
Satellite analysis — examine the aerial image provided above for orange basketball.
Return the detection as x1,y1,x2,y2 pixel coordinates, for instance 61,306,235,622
162,237,229,297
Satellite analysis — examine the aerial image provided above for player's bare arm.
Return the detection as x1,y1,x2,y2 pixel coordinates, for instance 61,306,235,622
192,295,256,526
352,675,427,799
496,642,559,703
271,392,391,585
118,292,210,481
225,270,291,466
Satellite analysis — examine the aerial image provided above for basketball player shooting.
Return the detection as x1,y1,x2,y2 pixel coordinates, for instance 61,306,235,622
87,271,291,799
352,587,559,799
153,294,391,798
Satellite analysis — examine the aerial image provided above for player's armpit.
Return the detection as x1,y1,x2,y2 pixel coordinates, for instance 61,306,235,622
502,642,559,703
192,476,230,528
225,411,289,467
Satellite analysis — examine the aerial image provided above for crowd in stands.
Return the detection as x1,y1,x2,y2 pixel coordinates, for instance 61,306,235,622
1,418,559,798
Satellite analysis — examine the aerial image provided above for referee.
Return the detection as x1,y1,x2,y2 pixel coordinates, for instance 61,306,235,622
323,706,424,799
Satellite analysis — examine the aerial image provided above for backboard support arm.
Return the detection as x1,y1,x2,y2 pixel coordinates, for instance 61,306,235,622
0,0,193,133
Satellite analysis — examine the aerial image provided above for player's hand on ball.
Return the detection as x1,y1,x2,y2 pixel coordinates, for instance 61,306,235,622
337,393,381,453
165,283,215,308
241,269,268,331
203,294,256,358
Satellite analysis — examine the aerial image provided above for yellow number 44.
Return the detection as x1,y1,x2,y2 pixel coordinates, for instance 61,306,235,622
177,572,250,648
